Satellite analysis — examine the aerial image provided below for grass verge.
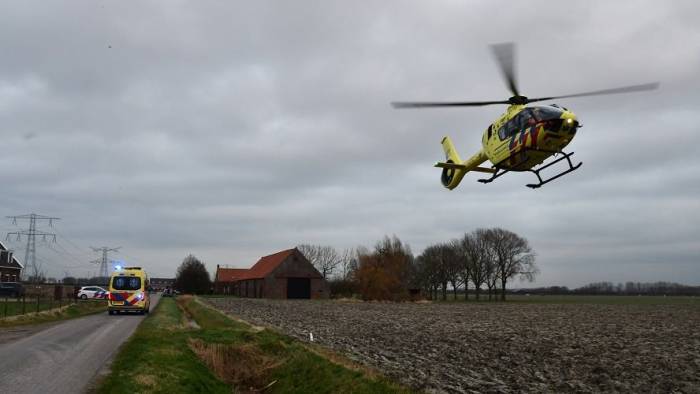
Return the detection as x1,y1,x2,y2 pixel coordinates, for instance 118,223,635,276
0,300,106,328
98,296,410,393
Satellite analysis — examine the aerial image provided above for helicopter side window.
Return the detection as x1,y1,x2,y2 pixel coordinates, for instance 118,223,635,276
498,116,521,140
512,113,524,131
498,125,508,140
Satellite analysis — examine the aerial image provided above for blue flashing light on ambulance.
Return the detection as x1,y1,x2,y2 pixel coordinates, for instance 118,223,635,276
108,266,150,315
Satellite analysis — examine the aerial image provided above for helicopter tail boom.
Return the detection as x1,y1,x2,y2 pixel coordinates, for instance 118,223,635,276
435,162,495,174
436,136,491,189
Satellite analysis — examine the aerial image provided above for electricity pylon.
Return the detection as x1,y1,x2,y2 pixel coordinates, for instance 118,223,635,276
6,213,59,280
91,246,121,278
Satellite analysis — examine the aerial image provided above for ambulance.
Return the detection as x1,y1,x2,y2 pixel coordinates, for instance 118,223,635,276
108,266,151,315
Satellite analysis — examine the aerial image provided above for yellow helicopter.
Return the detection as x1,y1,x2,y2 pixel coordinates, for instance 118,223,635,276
392,43,658,189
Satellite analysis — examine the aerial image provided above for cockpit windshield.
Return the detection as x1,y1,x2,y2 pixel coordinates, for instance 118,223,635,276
531,106,564,121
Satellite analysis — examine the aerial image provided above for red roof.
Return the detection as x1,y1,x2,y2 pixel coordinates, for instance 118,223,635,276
215,267,249,282
240,248,296,280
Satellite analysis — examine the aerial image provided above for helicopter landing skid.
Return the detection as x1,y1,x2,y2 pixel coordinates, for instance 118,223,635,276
477,149,582,188
525,151,582,189
477,168,510,184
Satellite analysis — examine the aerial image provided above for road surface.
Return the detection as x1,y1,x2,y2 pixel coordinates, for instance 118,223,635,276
0,294,159,394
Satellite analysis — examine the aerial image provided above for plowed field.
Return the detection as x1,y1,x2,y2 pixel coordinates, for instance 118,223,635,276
205,298,700,393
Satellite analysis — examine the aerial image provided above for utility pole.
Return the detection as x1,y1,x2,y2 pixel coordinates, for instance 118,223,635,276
6,213,59,281
91,246,121,279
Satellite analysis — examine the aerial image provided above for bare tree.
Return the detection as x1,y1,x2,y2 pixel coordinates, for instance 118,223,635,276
452,238,471,301
414,254,434,299
338,248,357,280
442,243,463,300
485,228,538,301
481,232,499,301
485,258,499,301
458,230,493,301
417,243,445,300
297,244,341,279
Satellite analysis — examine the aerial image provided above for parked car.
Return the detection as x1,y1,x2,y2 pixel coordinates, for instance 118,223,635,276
0,282,24,298
77,286,108,300
162,287,179,297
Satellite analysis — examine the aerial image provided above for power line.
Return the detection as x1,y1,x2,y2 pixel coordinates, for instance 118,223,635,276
51,242,93,266
54,231,95,258
45,244,94,269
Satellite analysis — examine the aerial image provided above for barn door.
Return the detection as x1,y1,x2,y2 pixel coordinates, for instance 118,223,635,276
287,278,311,299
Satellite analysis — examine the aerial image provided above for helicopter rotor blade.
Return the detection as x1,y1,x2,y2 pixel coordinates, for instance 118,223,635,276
490,42,519,97
526,82,659,103
392,100,511,108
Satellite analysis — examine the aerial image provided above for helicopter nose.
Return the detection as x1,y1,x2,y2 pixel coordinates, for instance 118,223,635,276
561,112,579,133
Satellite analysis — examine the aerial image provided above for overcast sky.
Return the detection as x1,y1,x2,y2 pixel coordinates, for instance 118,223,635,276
1,1,698,287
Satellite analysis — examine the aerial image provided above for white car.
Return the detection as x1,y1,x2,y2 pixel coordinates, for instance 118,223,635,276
77,286,108,299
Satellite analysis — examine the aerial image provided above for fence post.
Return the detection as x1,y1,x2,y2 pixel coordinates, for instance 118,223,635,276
3,297,7,317
36,295,40,313
22,295,26,315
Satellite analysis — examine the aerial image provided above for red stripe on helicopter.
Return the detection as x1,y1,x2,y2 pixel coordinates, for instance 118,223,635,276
509,134,517,150
530,126,539,149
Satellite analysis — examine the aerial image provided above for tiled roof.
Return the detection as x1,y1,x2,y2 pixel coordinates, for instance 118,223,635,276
240,249,296,280
0,241,22,269
215,267,249,282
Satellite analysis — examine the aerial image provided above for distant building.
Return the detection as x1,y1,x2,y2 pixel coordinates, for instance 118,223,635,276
214,248,329,299
214,267,248,295
0,241,22,282
150,277,175,291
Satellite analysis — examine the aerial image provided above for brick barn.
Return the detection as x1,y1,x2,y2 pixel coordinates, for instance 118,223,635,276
214,248,329,299
213,266,248,295
0,241,22,282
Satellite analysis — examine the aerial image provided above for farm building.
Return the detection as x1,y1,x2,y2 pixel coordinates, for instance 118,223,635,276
213,266,248,295
150,277,175,291
0,241,22,282
214,248,329,299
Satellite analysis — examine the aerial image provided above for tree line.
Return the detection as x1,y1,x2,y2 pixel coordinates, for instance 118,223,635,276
299,227,538,301
416,228,537,301
516,281,700,296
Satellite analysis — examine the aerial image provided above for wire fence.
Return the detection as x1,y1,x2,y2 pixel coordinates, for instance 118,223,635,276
0,294,80,318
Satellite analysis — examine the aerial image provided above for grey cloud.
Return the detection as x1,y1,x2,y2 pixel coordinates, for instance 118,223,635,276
0,1,698,285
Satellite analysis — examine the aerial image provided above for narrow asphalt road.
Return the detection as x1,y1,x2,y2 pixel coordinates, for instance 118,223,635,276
0,294,160,394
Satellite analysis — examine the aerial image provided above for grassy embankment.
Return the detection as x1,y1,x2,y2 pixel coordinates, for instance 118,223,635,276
98,296,410,393
0,300,106,328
